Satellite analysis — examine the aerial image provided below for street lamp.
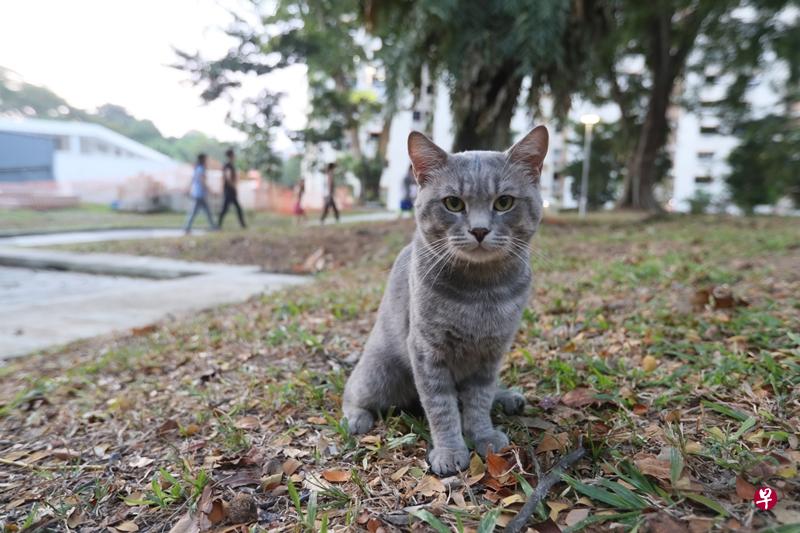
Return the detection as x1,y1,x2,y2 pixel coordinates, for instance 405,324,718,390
578,113,600,218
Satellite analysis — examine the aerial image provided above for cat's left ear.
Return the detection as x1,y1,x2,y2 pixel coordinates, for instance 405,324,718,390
506,125,549,184
408,131,448,187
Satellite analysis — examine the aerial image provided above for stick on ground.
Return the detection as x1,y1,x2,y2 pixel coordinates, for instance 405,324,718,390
504,445,586,533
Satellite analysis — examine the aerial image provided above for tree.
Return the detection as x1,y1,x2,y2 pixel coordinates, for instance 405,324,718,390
366,0,607,151
590,0,796,212
227,91,284,181
726,114,800,214
175,0,388,200
566,121,627,209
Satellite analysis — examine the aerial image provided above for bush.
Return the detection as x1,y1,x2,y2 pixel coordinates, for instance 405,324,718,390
687,190,713,214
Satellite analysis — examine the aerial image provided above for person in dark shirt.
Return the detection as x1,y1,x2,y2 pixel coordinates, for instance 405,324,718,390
218,148,246,229
320,162,340,223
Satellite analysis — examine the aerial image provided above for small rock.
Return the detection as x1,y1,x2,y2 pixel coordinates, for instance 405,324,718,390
227,492,258,524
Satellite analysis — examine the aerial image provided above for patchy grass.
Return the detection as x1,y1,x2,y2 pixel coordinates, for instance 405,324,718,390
0,215,798,532
0,204,189,234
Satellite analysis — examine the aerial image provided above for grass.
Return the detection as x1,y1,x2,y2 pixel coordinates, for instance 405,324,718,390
0,204,187,234
0,214,798,531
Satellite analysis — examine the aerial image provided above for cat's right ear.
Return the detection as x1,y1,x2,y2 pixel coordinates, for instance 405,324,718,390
408,131,447,187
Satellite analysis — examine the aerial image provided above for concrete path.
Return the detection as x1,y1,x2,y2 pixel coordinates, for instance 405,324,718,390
0,228,202,247
0,245,307,360
313,210,397,225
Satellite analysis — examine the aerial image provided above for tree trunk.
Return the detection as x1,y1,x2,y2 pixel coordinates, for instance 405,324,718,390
616,81,671,212
451,61,523,152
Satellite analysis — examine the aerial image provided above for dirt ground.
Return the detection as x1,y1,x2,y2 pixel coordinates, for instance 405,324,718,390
1,215,798,532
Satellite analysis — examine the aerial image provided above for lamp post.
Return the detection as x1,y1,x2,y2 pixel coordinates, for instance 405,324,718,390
578,113,600,218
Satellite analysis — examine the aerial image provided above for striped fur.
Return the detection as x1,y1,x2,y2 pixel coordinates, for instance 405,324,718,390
343,127,548,475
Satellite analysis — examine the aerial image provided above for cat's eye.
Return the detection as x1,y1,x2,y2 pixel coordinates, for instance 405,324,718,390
443,196,465,212
493,195,514,211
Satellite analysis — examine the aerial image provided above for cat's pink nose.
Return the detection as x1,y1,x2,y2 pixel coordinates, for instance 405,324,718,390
470,228,490,242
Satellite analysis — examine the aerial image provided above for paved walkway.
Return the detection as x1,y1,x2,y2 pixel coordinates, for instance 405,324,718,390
0,244,306,360
0,228,202,247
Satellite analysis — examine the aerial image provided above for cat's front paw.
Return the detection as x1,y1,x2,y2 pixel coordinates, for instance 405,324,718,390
428,446,470,476
474,429,509,457
494,389,526,415
343,406,374,434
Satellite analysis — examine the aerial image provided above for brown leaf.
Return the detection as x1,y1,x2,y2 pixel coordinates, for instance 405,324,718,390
52,448,80,461
642,355,658,372
261,472,283,491
536,432,569,454
547,501,569,522
532,518,562,533
367,518,383,533
564,508,589,526
415,475,445,497
633,453,671,480
234,416,261,430
128,456,154,469
67,507,85,528
486,451,511,478
561,388,595,408
115,521,140,532
735,476,756,501
469,453,486,477
157,419,179,436
282,458,302,476
219,467,261,488
321,469,350,483
646,512,689,533
687,518,714,533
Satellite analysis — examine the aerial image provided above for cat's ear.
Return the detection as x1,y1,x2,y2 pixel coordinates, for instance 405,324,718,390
506,125,549,183
408,131,447,187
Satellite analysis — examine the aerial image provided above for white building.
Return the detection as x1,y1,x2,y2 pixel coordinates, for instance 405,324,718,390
0,117,189,204
373,63,789,214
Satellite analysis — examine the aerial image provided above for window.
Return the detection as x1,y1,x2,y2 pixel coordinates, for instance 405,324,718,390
700,125,719,135
412,110,421,121
697,151,714,160
695,175,713,184
53,135,70,151
705,74,718,85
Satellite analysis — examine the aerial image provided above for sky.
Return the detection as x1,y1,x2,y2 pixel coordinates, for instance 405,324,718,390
0,0,308,147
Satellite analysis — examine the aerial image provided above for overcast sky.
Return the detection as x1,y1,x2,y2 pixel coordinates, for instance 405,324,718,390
0,0,307,146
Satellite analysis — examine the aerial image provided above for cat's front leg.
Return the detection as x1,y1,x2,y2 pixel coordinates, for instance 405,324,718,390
460,373,509,457
410,340,470,476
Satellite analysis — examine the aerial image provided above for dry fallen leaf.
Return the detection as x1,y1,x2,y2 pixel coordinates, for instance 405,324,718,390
128,456,154,469
633,453,671,480
486,451,511,478
234,416,260,430
564,508,589,526
415,475,445,497
642,355,658,372
282,458,302,476
322,469,350,483
547,501,570,522
561,387,595,408
115,521,139,532
647,512,690,533
734,476,756,501
536,432,569,454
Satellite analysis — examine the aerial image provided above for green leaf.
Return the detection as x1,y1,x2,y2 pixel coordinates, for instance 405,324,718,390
595,478,648,509
513,472,534,497
682,492,730,516
287,478,304,520
409,509,451,533
702,400,749,422
562,474,646,510
669,447,684,486
731,416,757,441
477,508,501,533
562,510,641,533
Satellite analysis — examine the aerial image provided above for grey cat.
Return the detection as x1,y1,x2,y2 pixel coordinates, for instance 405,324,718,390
342,126,548,476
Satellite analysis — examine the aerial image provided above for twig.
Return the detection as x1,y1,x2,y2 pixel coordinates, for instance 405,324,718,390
504,444,586,533
0,457,105,471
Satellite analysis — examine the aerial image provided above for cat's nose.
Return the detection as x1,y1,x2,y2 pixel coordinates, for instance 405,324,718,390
469,227,490,243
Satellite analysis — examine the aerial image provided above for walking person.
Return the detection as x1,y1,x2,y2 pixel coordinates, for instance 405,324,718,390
398,165,416,219
218,148,246,229
320,162,340,224
184,153,217,234
293,178,307,225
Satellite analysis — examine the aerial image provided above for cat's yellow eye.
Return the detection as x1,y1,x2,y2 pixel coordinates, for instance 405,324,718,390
443,196,465,212
493,195,514,211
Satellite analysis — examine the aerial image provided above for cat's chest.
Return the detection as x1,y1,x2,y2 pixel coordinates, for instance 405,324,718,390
414,283,528,340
